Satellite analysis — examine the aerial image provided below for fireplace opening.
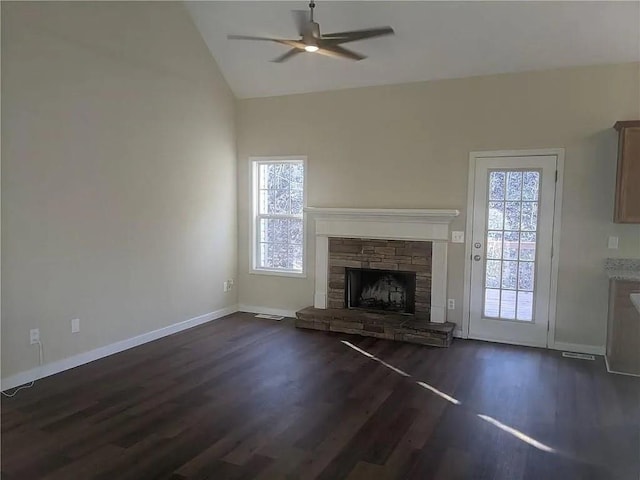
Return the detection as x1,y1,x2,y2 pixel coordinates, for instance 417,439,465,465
345,268,416,314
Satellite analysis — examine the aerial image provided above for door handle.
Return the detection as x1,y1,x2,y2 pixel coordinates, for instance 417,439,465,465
473,255,482,261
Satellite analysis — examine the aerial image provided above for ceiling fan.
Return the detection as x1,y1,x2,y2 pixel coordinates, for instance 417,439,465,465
227,1,395,62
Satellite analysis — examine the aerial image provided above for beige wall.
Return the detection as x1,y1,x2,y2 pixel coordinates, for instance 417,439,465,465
1,2,237,379
237,63,640,349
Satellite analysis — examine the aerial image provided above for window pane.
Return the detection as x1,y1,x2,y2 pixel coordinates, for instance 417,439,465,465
521,202,538,231
290,219,303,245
264,243,289,269
289,244,303,270
267,164,281,189
259,190,268,215
259,164,269,189
522,172,540,201
291,188,303,215
506,171,522,200
501,261,517,290
503,231,519,260
489,171,506,200
291,163,304,184
259,243,268,267
504,202,521,230
486,231,503,259
488,202,504,230
274,190,290,214
260,219,289,244
516,291,533,321
485,260,501,288
484,288,500,317
519,232,536,261
259,189,290,215
518,262,534,291
264,163,291,190
500,290,517,319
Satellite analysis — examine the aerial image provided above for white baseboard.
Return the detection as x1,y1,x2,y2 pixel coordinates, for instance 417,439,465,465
1,304,239,392
238,304,298,319
451,332,603,355
551,341,605,356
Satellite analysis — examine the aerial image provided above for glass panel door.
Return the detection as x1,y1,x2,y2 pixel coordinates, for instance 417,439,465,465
468,153,558,348
484,170,540,321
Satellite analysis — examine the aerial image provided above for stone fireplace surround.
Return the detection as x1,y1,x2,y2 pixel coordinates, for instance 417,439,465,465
307,207,459,323
328,238,432,316
296,208,459,347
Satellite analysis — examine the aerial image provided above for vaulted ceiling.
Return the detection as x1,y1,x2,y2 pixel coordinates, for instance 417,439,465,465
186,1,640,99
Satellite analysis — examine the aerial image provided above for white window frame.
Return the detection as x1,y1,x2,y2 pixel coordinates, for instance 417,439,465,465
250,156,307,278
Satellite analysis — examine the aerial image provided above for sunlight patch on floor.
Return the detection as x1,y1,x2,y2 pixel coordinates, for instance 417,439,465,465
416,381,461,405
477,414,556,453
341,340,375,359
341,340,410,376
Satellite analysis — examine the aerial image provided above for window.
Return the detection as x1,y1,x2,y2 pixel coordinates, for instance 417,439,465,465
251,157,305,276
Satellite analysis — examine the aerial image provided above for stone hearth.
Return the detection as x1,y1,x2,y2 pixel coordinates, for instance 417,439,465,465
295,307,455,348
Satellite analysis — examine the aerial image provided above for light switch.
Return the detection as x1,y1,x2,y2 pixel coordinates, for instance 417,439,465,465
451,231,465,243
607,236,619,249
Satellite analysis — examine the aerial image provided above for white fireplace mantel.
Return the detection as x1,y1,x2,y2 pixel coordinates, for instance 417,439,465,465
305,207,460,220
306,207,460,323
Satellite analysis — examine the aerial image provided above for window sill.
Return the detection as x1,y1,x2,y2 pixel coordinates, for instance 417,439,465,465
250,268,307,279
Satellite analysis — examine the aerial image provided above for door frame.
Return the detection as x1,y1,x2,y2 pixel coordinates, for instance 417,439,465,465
461,148,565,349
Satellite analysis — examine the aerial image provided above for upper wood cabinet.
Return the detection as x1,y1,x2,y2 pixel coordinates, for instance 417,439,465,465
614,120,640,223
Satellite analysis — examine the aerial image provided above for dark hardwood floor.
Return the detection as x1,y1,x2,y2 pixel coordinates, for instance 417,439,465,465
2,312,639,479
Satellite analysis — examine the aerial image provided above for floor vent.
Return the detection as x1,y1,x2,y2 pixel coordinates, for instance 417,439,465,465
255,314,285,321
562,352,595,361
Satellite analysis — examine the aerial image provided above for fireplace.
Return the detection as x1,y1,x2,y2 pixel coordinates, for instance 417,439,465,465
346,268,416,314
326,238,432,317
306,207,459,324
297,208,459,347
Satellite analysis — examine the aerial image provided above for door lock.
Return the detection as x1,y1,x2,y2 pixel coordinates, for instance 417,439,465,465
474,242,482,249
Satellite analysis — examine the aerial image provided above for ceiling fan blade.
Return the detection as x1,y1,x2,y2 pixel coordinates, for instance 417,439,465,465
227,34,278,41
321,27,395,44
228,35,306,50
272,48,302,63
316,44,366,61
291,10,309,36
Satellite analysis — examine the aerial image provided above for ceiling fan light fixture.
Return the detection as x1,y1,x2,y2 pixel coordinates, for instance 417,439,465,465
304,44,319,53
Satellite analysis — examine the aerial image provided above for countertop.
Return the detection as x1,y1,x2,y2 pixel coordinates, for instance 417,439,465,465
605,258,640,281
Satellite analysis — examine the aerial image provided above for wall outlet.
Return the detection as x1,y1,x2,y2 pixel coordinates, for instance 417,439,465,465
447,299,455,310
30,328,40,345
71,318,80,333
451,231,465,243
223,279,234,292
607,236,619,249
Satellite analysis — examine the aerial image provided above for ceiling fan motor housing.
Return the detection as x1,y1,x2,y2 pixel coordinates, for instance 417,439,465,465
304,22,321,45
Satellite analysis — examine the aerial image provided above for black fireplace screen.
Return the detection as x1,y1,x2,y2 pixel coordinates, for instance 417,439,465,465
345,268,416,314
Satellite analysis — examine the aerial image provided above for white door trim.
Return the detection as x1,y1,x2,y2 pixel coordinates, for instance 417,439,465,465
461,148,564,349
